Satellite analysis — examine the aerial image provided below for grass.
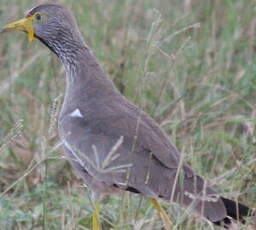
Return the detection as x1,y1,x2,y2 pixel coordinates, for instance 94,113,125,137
0,0,255,229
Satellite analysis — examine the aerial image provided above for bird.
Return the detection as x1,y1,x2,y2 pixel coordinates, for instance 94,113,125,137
2,3,254,230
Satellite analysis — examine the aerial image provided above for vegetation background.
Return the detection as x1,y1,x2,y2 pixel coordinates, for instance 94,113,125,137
0,0,255,229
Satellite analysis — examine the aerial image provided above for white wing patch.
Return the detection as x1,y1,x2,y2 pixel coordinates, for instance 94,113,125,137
69,108,83,118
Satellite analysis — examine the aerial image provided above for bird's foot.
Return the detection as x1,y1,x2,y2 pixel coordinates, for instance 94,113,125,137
149,198,173,230
92,202,102,230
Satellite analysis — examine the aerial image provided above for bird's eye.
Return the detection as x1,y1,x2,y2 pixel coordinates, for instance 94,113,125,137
35,13,41,21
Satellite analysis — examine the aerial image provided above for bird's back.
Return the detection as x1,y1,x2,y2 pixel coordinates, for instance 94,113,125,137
59,88,227,222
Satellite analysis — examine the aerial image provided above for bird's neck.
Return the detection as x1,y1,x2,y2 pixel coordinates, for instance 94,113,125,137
62,44,116,91
57,40,119,115
44,30,116,93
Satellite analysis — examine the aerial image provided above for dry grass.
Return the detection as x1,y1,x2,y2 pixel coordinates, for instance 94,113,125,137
0,0,255,229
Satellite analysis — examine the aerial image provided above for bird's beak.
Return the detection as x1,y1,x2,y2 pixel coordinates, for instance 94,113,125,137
1,16,35,41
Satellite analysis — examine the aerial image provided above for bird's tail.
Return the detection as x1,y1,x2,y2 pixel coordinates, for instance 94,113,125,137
213,197,254,228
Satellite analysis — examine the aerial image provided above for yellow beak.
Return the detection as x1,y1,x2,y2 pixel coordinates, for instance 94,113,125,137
2,16,35,41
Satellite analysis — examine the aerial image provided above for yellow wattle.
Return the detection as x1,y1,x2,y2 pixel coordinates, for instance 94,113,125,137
2,16,35,41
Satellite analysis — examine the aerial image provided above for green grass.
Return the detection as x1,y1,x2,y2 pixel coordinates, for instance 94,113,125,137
0,0,255,229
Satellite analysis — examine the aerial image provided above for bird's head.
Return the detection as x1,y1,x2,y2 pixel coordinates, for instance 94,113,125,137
2,4,84,56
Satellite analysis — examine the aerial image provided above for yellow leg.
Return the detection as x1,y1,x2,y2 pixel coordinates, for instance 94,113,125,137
149,198,173,230
92,202,102,230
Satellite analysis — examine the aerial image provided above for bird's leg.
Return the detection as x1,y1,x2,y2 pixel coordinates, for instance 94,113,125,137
92,201,102,230
149,198,173,230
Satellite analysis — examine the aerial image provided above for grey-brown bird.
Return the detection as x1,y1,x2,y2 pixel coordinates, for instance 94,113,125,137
2,4,254,229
